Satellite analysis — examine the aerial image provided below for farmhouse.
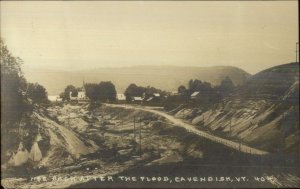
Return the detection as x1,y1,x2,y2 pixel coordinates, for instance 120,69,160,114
132,96,143,101
77,89,87,101
117,93,126,102
69,83,89,102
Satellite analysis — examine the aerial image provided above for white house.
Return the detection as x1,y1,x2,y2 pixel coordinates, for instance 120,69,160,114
117,93,126,101
69,82,89,102
69,92,78,101
77,90,87,100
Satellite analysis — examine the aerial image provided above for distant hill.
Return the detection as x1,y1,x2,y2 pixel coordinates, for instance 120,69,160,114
23,65,250,95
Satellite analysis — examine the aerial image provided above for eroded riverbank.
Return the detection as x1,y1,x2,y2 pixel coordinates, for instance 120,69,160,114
2,103,300,188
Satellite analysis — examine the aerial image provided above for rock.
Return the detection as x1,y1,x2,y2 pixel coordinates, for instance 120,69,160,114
11,142,29,166
29,142,43,162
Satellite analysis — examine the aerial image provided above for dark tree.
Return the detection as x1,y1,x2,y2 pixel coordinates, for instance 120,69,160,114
220,76,235,89
98,81,117,102
84,82,116,102
85,83,99,101
177,85,189,100
178,85,187,94
144,86,167,97
188,79,213,95
124,84,146,102
188,79,202,94
27,83,49,104
71,90,79,97
1,39,30,126
180,79,220,106
218,76,235,97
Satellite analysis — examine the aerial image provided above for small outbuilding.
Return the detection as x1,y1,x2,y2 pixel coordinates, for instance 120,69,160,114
190,91,201,100
153,93,160,97
131,96,144,103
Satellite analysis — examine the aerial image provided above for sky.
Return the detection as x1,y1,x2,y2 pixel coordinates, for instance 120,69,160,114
0,1,298,74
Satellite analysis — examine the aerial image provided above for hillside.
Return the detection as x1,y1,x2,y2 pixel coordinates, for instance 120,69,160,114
23,65,250,95
236,62,299,100
173,62,299,153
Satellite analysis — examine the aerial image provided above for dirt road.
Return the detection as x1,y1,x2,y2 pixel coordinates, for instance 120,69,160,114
105,104,268,155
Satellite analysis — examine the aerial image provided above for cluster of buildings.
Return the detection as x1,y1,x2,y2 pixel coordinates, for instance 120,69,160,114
49,85,202,104
69,87,89,103
50,81,205,104
171,90,202,100
144,93,162,103
66,81,164,104
117,92,163,104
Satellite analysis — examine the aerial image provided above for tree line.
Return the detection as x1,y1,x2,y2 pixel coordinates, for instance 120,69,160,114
60,82,117,102
59,76,235,107
60,82,168,103
1,39,49,128
178,77,235,99
124,84,168,102
165,77,235,110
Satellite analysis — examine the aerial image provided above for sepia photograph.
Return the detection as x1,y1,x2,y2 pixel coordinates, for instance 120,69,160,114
1,0,299,188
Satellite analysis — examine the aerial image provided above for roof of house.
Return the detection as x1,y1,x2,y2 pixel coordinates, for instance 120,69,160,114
146,97,154,102
133,97,143,101
153,93,160,97
191,91,200,97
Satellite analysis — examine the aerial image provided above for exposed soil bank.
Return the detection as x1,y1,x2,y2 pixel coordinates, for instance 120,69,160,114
2,104,300,188
72,105,300,188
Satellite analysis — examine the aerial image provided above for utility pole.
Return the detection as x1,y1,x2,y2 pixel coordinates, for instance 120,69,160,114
139,119,142,157
133,116,136,141
239,139,243,163
296,42,299,63
116,113,119,128
229,118,232,137
68,111,70,127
